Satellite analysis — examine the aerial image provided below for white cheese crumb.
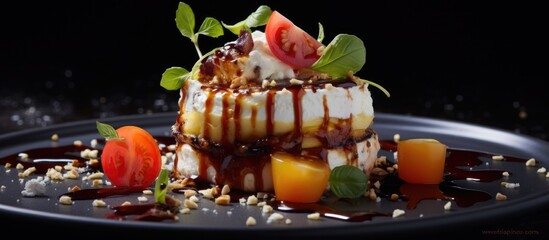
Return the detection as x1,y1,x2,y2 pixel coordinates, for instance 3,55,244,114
504,182,520,189
137,196,148,202
537,167,547,174
266,213,284,223
492,155,504,161
443,201,452,211
142,189,153,195
239,197,246,204
307,212,321,220
525,158,536,167
59,195,73,205
21,177,47,197
90,139,98,148
392,209,405,218
246,216,257,226
92,199,107,207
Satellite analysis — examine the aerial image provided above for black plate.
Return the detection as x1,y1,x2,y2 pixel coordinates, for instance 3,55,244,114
1,112,548,238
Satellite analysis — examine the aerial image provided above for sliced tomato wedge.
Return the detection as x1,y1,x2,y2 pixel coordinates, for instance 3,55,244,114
265,11,323,68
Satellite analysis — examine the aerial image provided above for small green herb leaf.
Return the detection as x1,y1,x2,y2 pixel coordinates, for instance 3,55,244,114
317,22,325,43
311,34,366,79
360,78,391,98
161,67,190,90
328,165,368,199
175,2,195,39
155,169,170,205
96,121,120,141
197,17,224,38
222,5,272,35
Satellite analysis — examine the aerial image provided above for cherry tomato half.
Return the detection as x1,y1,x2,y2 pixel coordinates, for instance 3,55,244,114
101,126,161,188
265,11,323,68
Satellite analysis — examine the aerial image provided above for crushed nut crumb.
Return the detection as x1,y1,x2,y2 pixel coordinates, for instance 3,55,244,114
180,208,191,214
492,155,504,161
285,218,292,224
307,212,320,220
142,189,153,195
496,192,507,201
392,209,405,218
92,199,107,207
184,199,198,209
73,140,83,146
92,179,104,187
190,195,199,203
59,195,73,205
51,134,59,142
393,134,401,143
221,184,230,195
137,196,148,202
4,163,11,169
0,185,6,190
16,163,24,170
502,171,510,177
121,201,132,206
443,201,452,211
266,213,284,223
246,216,257,226
71,186,81,192
257,201,266,207
215,194,231,205
390,193,399,201
525,158,536,167
262,205,273,213
18,153,28,161
184,190,197,198
537,167,547,174
247,195,258,205
87,172,104,180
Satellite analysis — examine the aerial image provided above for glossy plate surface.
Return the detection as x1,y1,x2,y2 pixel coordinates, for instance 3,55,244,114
1,112,548,238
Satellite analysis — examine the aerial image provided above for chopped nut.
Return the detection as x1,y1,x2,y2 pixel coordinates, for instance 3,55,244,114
59,196,73,205
289,79,304,85
270,80,276,87
63,168,79,179
88,172,104,180
492,155,504,161
88,150,98,159
262,205,273,213
502,171,510,177
390,193,399,201
47,168,64,180
307,212,320,220
137,196,148,202
285,218,292,224
392,209,405,218
51,134,59,141
368,189,377,201
215,195,231,205
121,201,132,206
443,201,452,211
73,140,83,146
184,190,197,198
500,181,508,187
496,192,507,201
19,166,37,178
18,153,28,161
526,158,536,167
262,80,270,88
373,181,381,189
198,188,214,199
537,167,547,174
142,189,153,195
71,186,81,192
180,208,191,214
184,199,198,209
247,195,258,205
4,162,11,169
246,216,257,226
16,163,24,170
393,134,401,143
190,195,199,203
54,165,63,172
221,184,230,195
546,172,549,178
0,185,6,190
90,139,98,148
92,179,103,187
92,199,107,207
267,213,284,223
257,201,266,207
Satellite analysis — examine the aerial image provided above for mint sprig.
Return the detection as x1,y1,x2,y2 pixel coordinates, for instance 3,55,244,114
154,169,170,205
96,121,122,141
222,5,272,35
175,2,223,58
328,165,368,199
161,67,190,90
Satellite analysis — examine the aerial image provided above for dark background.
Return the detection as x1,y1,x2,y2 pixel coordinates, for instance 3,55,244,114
1,0,547,140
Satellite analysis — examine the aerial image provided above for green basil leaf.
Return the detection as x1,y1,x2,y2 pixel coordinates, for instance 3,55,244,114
311,34,366,79
197,17,223,38
96,121,120,141
317,22,325,43
161,67,190,90
222,5,272,35
155,169,170,205
328,165,368,198
244,5,272,28
175,2,195,39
